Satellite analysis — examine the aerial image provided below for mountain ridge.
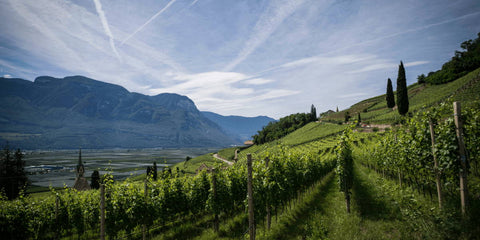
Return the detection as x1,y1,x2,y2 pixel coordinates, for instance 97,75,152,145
201,111,275,142
0,75,242,149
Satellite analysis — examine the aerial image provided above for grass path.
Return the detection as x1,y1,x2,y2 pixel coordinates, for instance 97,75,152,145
263,163,413,240
151,162,437,240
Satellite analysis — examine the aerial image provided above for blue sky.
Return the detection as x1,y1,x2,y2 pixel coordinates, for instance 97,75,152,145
0,0,479,118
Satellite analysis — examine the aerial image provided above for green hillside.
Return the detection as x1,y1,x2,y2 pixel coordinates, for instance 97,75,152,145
4,56,480,240
323,67,480,124
159,66,480,239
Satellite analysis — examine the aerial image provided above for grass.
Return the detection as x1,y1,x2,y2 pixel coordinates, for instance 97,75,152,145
280,122,347,146
148,68,480,239
322,67,480,124
172,153,226,175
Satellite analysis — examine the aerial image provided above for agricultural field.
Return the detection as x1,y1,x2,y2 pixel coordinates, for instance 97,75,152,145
23,148,217,188
2,68,480,240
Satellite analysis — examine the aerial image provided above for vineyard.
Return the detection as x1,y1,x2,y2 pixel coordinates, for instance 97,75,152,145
2,64,480,239
2,100,479,239
0,142,336,239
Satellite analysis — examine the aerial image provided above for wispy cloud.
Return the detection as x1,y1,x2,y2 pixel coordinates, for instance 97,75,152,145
149,71,298,116
405,61,429,67
348,60,429,74
189,0,200,7
223,0,305,71
120,0,177,45
92,0,121,61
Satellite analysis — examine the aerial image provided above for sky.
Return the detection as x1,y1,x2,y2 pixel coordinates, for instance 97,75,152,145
0,0,479,119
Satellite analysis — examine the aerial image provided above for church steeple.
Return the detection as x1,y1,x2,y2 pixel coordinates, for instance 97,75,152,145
73,148,90,191
76,148,84,178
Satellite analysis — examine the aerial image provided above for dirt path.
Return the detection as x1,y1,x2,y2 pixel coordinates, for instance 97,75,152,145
213,153,233,165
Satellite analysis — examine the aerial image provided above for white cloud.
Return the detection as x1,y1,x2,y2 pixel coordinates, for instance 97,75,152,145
348,60,429,74
243,78,274,85
149,71,297,116
405,61,429,67
2,74,12,78
223,0,306,71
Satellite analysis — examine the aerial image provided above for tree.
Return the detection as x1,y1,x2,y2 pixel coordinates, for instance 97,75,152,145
336,106,339,112
90,170,100,189
386,78,395,108
396,61,409,115
310,104,317,122
417,74,426,84
344,111,351,123
0,145,27,199
153,162,158,181
357,112,361,124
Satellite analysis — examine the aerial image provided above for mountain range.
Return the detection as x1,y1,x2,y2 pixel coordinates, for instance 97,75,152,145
201,111,274,142
0,75,273,149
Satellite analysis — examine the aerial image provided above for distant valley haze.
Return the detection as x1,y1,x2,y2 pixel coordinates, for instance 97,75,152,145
0,0,479,148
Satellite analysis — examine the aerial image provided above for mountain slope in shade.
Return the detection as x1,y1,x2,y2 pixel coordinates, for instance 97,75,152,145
0,76,239,149
201,111,275,142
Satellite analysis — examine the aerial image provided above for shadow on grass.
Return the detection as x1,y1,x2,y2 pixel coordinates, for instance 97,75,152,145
351,165,397,221
265,172,337,239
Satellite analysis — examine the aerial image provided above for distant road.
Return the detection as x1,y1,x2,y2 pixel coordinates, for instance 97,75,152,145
213,153,233,165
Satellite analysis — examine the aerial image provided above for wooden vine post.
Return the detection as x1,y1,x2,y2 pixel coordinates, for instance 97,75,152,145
143,180,148,240
429,120,443,209
453,102,468,215
247,154,255,240
100,184,106,240
55,196,59,239
212,168,219,232
265,157,271,231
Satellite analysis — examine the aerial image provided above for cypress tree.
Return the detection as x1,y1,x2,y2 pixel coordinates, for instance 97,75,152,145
153,162,158,181
386,78,395,108
310,104,317,122
396,61,409,115
90,170,100,189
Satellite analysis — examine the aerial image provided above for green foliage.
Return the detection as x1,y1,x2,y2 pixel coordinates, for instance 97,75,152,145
253,112,315,144
344,111,351,123
0,145,27,200
417,74,426,84
90,170,100,189
396,61,409,115
280,122,347,146
310,104,317,122
0,138,336,239
357,101,480,198
425,32,480,85
336,127,354,197
386,78,395,108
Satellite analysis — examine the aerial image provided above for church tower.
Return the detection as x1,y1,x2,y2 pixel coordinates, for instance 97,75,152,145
73,148,90,191
76,149,85,178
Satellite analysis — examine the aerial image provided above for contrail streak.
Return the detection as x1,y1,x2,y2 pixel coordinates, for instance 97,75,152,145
121,0,177,45
92,0,122,61
223,0,306,72
189,0,200,7
253,11,480,76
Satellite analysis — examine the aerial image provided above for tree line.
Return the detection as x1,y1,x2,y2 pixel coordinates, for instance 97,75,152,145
253,105,317,144
419,32,480,85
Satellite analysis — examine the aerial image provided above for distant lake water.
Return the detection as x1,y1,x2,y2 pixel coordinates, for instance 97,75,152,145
24,148,218,187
